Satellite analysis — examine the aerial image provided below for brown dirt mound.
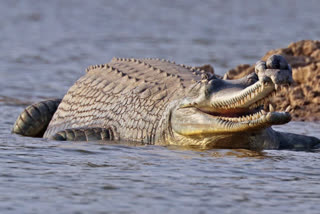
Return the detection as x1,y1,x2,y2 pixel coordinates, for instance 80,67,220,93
225,40,320,121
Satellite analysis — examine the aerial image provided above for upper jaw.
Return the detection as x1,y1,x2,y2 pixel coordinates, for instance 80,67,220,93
204,77,290,111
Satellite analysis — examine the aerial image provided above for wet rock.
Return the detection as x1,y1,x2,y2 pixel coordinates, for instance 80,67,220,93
225,40,320,121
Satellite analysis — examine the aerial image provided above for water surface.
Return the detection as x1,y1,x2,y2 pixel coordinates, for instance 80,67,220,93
1,0,320,213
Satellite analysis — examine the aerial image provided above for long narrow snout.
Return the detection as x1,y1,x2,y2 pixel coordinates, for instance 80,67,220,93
172,55,293,137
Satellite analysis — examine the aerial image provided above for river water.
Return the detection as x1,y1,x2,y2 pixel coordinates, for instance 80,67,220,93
1,0,320,213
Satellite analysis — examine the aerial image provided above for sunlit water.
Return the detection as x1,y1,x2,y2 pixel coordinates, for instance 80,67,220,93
1,0,320,213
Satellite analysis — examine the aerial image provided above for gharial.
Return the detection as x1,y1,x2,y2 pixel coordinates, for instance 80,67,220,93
12,55,320,150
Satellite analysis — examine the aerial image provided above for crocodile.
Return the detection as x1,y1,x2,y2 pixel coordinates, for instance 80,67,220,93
12,55,320,150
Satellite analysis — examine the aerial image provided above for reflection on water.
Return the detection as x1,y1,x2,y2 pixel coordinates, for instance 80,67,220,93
1,0,320,213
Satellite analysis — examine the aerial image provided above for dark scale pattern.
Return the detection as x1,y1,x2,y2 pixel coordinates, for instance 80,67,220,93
44,58,203,144
12,99,62,137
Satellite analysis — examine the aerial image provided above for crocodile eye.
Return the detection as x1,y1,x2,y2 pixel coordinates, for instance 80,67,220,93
201,73,208,80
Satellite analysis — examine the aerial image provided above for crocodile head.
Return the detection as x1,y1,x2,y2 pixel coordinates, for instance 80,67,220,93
170,55,293,149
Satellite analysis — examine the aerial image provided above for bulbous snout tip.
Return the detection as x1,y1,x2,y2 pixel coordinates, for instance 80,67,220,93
255,55,293,86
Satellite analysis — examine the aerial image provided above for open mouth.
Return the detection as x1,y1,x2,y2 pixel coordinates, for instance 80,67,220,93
196,81,292,126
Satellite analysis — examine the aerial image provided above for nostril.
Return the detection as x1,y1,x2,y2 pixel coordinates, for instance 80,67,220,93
267,60,280,69
267,55,280,69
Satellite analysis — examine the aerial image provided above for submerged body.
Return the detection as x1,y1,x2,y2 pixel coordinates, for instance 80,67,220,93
12,55,320,150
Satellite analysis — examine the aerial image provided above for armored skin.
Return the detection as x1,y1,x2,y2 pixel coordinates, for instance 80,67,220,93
12,55,320,150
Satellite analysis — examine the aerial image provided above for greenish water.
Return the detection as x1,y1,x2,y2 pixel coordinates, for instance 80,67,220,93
1,0,320,213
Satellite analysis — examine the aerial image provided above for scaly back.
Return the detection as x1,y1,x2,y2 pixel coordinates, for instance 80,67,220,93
44,58,203,143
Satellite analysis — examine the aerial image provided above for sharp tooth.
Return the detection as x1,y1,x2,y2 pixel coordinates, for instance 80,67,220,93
269,104,275,112
285,105,292,112
267,112,272,118
275,84,279,90
289,109,294,114
261,109,267,115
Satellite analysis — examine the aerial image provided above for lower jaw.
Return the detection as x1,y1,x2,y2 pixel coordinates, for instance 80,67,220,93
193,111,291,135
219,112,290,131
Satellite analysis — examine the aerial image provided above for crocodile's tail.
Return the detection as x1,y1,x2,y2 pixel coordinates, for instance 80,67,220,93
12,99,62,137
